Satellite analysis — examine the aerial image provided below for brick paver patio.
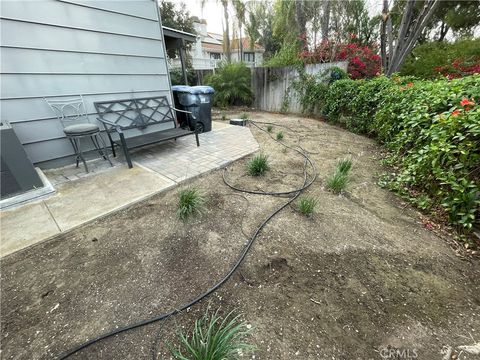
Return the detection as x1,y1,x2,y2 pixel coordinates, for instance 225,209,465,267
1,123,259,257
46,124,258,186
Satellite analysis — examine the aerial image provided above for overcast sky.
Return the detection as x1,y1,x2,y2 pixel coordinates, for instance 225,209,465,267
181,0,384,35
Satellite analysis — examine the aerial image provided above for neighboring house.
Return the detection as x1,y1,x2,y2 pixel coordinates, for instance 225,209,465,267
169,19,264,71
230,38,264,68
0,0,182,168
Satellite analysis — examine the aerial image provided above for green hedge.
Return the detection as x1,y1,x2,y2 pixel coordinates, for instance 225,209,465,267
321,75,480,231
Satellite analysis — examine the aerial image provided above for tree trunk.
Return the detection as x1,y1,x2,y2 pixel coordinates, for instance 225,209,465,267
223,0,231,62
386,0,440,75
380,0,389,70
321,0,331,41
295,0,307,47
438,21,449,41
239,24,243,62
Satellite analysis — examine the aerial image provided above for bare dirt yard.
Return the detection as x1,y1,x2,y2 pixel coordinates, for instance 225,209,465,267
1,111,479,360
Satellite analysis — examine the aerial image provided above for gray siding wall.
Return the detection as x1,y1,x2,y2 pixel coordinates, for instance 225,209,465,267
0,0,172,168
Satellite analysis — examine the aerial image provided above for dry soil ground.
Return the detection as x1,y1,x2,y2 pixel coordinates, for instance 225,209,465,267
1,111,479,360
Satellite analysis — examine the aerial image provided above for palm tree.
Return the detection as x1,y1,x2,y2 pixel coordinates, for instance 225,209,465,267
201,0,232,62
232,0,246,61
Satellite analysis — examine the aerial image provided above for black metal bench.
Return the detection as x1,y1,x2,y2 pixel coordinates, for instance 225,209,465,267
94,96,199,168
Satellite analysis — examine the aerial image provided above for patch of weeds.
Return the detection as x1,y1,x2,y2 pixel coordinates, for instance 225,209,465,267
282,147,287,154
326,171,349,194
267,125,273,133
276,131,284,141
297,196,318,216
337,158,352,175
221,112,228,121
247,153,270,176
240,113,250,120
177,187,205,220
170,309,255,360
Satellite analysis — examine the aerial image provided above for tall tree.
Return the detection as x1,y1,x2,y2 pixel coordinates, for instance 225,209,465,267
321,0,331,41
159,1,196,59
232,0,246,61
201,0,231,61
245,1,279,58
381,0,440,75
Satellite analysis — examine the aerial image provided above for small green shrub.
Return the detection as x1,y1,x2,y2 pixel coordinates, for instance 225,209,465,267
204,62,253,107
177,187,205,220
247,153,270,176
170,310,254,360
276,131,284,141
297,196,318,216
326,171,349,194
240,113,250,120
337,158,352,175
169,68,198,86
221,112,228,121
267,125,273,132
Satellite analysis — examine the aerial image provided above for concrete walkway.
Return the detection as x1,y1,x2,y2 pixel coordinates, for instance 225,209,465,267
0,123,259,257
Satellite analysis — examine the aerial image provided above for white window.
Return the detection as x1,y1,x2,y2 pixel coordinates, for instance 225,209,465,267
210,52,221,60
243,52,255,62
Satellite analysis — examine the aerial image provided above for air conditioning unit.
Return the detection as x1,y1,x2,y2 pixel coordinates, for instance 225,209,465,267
1,121,54,208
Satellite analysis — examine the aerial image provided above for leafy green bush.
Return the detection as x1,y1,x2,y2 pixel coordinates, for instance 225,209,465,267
169,68,198,86
321,74,480,231
401,39,480,79
297,196,318,216
204,62,253,107
263,41,303,68
247,153,270,176
170,310,254,360
177,187,205,220
276,131,284,141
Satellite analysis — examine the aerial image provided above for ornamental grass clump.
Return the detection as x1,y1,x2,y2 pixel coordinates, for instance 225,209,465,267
247,153,270,176
177,187,205,220
297,196,318,216
327,158,353,194
170,310,255,360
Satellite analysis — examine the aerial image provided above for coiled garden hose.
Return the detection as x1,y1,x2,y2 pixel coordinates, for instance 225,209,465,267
59,120,317,359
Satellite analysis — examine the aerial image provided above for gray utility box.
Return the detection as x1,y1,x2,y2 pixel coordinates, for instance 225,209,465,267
172,85,215,133
1,121,43,199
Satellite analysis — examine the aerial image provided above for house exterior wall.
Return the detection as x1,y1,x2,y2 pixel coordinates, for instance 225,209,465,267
0,0,172,168
230,51,264,67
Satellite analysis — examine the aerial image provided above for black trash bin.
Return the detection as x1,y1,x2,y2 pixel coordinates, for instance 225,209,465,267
171,85,215,133
171,85,194,129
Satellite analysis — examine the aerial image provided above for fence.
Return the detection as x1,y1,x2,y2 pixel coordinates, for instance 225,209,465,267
252,61,348,114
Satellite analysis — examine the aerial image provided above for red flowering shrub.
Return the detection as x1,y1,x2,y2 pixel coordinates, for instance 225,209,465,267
434,57,480,79
300,41,381,79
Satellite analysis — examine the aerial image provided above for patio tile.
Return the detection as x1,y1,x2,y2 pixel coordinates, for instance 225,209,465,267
44,166,175,232
0,201,60,257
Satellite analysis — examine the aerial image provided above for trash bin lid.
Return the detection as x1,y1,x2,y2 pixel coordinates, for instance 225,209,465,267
190,86,215,95
171,85,192,93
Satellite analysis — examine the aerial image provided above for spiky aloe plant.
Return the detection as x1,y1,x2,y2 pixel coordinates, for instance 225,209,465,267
170,310,255,360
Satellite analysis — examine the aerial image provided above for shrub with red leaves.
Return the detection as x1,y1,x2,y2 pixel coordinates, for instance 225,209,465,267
300,41,381,79
435,57,480,79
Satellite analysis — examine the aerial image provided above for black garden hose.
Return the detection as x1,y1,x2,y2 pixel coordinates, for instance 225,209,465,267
59,120,316,359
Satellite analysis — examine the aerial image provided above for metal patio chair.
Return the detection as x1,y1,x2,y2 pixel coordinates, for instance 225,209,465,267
45,95,112,173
